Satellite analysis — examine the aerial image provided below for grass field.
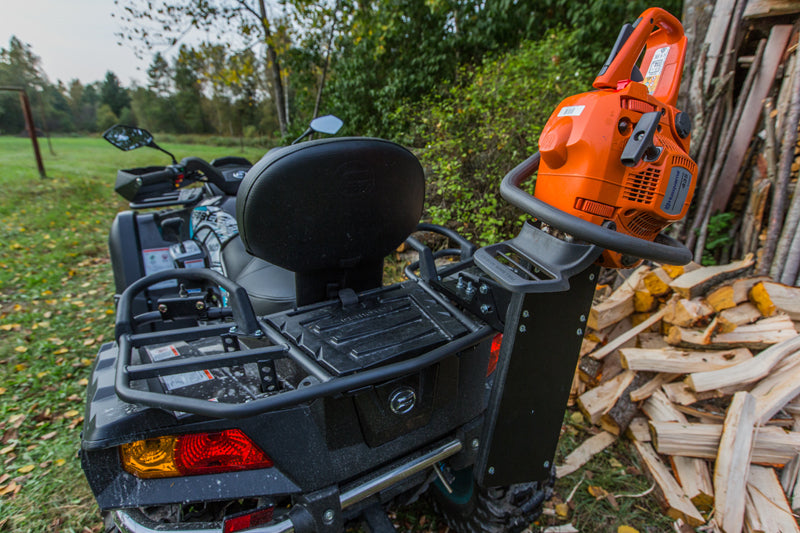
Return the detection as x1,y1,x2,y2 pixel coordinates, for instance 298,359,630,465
0,135,671,532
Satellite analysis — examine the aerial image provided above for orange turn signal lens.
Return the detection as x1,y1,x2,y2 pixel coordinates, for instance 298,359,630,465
120,429,272,479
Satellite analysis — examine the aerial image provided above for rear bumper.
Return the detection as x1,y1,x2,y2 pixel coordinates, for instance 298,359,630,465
113,439,462,533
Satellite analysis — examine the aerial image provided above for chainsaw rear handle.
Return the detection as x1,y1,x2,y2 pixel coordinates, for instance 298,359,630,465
593,7,686,107
500,152,692,266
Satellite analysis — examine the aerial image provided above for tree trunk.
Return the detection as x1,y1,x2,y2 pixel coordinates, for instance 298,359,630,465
258,0,288,136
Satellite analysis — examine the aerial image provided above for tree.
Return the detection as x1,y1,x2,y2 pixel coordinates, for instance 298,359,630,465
114,0,295,135
100,71,131,116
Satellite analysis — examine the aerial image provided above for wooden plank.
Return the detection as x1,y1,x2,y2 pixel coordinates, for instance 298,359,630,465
750,281,800,320
577,370,636,425
630,372,681,402
669,255,755,300
671,456,714,511
703,0,737,91
687,332,800,392
587,267,649,331
714,392,757,533
555,431,616,478
633,440,706,526
745,465,800,533
620,347,753,373
650,421,800,466
743,0,800,19
711,25,794,212
589,307,667,361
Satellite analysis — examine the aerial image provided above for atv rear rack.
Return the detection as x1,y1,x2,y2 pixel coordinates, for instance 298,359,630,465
113,268,492,419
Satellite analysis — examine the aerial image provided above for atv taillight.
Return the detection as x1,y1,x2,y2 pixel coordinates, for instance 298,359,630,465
222,506,275,533
120,429,272,479
487,333,503,376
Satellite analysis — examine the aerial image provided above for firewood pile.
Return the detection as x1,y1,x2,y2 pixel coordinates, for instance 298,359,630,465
677,0,800,274
559,258,800,532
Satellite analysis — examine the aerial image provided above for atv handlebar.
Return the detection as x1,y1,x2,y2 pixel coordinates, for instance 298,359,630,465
135,166,178,186
500,152,692,266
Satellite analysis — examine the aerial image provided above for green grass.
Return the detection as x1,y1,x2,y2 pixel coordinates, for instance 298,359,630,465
0,136,673,532
0,136,273,532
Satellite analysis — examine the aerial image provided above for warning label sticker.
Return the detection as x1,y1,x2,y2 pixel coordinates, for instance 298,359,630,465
644,47,670,94
558,105,585,117
146,342,214,391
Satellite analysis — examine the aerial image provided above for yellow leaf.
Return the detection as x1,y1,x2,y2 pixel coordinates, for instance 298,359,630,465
588,485,609,499
618,527,640,533
52,348,68,355
0,444,15,455
555,503,569,518
83,339,95,347
17,464,35,474
41,290,52,296
14,346,27,354
64,410,79,418
569,411,584,425
54,459,66,467
0,388,6,395
609,458,623,469
78,378,88,387
14,364,26,371
0,324,18,331
36,372,48,379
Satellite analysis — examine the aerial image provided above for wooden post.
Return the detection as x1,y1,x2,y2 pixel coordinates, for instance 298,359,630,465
0,87,47,179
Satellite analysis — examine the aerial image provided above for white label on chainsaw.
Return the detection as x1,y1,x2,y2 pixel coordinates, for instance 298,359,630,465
644,47,670,94
558,105,585,117
146,342,214,391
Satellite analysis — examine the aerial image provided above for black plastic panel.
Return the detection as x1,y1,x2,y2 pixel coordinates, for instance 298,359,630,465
267,282,469,375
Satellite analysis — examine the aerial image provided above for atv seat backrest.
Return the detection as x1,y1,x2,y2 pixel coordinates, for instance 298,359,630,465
236,137,425,307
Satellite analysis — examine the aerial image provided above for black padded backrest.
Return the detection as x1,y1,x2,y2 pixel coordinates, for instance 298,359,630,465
236,137,424,300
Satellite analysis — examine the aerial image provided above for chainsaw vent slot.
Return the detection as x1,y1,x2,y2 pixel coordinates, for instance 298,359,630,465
656,134,682,154
623,168,661,204
671,155,696,174
626,212,664,238
621,97,656,114
575,198,615,219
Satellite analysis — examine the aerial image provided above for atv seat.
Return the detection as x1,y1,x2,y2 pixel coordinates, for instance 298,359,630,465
237,137,425,307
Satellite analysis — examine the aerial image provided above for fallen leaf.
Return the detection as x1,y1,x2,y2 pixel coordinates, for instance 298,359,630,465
83,339,95,347
588,485,609,499
52,348,68,355
13,347,27,354
17,464,34,474
54,459,66,467
63,410,79,418
555,503,569,518
618,526,640,533
0,444,15,455
40,431,57,441
569,411,584,425
0,481,18,496
609,458,623,469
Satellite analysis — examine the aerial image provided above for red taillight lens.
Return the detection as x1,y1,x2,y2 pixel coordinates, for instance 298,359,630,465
487,333,503,376
174,429,273,475
121,429,272,478
223,507,275,533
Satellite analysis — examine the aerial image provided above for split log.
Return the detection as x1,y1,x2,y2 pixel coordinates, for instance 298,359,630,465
587,266,649,331
749,281,800,320
620,347,752,374
714,392,757,533
780,453,799,496
662,381,725,406
578,356,603,386
589,307,667,361
668,315,797,351
663,297,716,327
644,268,674,296
642,389,687,424
686,332,800,392
634,290,658,312
638,331,669,349
662,262,701,279
632,440,706,527
706,276,772,312
717,303,761,333
744,465,799,533
630,373,681,403
671,456,714,511
743,0,800,18
577,370,635,425
601,372,652,435
579,337,599,357
555,431,616,478
750,353,800,424
669,255,755,300
626,416,651,443
650,421,800,466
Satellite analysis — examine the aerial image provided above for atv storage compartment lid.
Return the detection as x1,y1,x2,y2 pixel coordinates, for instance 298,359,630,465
266,282,470,376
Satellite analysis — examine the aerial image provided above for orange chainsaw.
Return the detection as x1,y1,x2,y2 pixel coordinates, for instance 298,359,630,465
532,7,696,268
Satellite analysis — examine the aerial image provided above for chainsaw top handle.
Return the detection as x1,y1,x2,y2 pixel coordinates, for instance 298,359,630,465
593,7,686,107
500,152,692,266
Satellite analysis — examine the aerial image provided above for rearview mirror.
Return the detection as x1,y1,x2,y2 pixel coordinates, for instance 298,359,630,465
309,115,343,135
103,125,154,151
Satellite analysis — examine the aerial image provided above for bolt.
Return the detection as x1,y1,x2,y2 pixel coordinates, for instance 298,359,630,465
519,325,527,333
471,439,480,450
589,273,595,281
323,509,335,525
229,326,238,334
543,461,550,469
465,282,476,296
479,284,489,294
456,277,465,289
195,301,205,310
522,310,530,318
488,467,495,475
579,314,586,322
577,328,583,336
157,304,167,313
253,329,263,337
480,304,492,314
